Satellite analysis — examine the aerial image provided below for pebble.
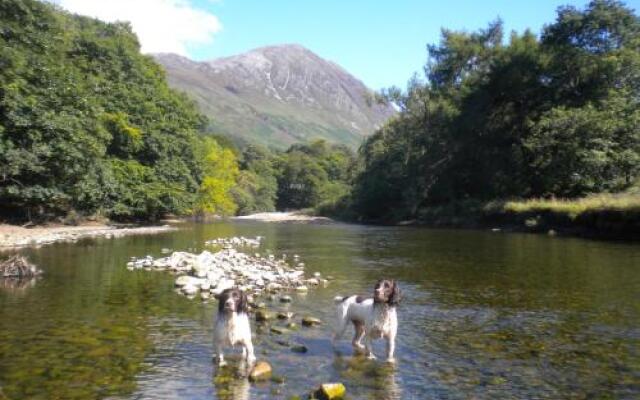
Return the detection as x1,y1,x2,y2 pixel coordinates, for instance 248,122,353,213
280,295,293,303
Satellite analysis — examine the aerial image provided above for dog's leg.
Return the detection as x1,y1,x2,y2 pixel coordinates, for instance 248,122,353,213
215,342,226,366
364,332,376,360
244,340,256,365
352,321,365,350
332,317,349,346
386,333,396,363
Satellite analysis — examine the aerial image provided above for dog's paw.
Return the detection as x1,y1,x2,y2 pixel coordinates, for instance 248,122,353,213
366,353,377,360
386,357,396,363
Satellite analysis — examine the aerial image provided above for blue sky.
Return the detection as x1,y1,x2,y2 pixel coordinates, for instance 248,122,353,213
56,0,639,90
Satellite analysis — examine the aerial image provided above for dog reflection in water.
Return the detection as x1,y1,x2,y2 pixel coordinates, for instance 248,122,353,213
213,361,251,400
332,351,402,400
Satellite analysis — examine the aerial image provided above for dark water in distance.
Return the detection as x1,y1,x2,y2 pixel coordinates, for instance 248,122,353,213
0,221,638,399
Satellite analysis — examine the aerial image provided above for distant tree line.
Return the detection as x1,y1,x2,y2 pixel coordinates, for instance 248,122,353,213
347,0,639,221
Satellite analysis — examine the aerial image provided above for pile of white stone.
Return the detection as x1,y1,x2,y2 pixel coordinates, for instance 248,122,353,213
126,243,327,300
204,236,262,248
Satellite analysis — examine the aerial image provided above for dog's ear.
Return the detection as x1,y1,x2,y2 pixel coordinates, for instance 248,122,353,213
239,291,249,314
389,280,402,305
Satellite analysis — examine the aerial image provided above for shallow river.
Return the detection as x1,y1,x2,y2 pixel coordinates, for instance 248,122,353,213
0,221,638,399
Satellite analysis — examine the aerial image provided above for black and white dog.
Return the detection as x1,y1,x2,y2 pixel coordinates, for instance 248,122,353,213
214,288,256,366
333,279,402,362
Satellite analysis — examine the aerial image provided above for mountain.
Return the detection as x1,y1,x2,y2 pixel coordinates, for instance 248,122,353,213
153,44,395,149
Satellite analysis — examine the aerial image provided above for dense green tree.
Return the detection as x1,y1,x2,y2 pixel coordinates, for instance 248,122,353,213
231,145,278,214
0,0,214,221
352,0,639,221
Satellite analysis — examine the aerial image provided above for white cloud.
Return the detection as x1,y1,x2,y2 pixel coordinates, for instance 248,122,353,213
54,0,222,56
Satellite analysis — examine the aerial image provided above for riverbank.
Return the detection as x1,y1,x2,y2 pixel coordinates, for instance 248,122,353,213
233,211,334,224
0,223,177,249
409,194,640,240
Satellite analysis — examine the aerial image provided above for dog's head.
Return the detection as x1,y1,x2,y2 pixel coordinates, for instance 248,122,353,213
216,288,249,314
373,279,402,305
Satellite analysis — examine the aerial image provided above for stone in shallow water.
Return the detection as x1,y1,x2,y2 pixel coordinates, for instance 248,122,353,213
280,295,292,303
295,286,309,292
291,344,308,353
270,326,289,335
249,361,272,382
277,311,294,319
314,383,346,399
301,316,322,327
175,275,201,287
255,310,274,322
182,285,199,295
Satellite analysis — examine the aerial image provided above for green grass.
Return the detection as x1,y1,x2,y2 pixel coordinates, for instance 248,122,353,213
497,193,640,219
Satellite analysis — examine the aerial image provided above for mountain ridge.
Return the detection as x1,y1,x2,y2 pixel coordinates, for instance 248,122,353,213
153,44,395,148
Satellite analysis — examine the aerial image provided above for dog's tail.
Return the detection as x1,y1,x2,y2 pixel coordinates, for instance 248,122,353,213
333,295,345,303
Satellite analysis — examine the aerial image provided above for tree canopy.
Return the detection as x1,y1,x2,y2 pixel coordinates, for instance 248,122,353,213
352,0,640,220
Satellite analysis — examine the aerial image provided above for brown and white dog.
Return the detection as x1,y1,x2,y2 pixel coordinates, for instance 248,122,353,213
214,288,255,366
333,279,402,362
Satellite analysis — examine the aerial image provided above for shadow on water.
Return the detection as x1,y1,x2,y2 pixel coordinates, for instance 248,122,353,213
0,221,638,399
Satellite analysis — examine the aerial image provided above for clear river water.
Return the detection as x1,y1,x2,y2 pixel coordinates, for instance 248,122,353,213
0,221,638,399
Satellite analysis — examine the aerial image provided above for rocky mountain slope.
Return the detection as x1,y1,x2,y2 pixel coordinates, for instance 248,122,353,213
154,44,395,148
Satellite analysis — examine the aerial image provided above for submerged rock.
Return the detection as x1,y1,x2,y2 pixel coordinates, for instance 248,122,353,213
249,361,272,382
291,344,308,353
314,383,346,399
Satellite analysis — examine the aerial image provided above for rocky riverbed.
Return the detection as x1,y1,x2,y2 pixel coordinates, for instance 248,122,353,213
127,236,328,302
